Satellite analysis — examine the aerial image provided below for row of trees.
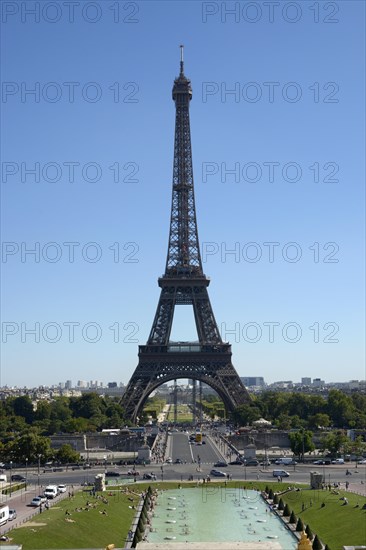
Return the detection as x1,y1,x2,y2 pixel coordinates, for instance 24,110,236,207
232,389,366,430
0,393,127,439
0,393,129,464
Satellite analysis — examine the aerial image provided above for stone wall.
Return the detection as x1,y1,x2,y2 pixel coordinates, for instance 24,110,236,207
49,433,151,452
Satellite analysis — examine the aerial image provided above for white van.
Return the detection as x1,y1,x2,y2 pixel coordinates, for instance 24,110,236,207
44,485,58,499
0,474,7,483
275,457,296,465
0,505,9,526
273,469,290,478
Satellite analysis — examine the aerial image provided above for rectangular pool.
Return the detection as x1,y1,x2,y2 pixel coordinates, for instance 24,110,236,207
147,486,297,548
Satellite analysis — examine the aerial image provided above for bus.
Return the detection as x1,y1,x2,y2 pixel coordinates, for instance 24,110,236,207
195,431,202,445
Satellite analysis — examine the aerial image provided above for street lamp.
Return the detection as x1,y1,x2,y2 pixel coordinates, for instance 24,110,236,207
25,458,28,486
9,461,13,495
37,454,41,488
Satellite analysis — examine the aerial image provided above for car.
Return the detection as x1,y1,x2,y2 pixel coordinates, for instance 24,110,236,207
83,463,92,469
260,460,271,466
202,440,206,444
174,458,183,464
213,461,228,467
244,459,260,467
127,470,140,476
229,459,243,465
37,495,47,503
210,469,227,477
105,471,120,477
11,474,26,482
8,509,17,520
331,458,345,464
357,459,366,464
71,465,81,470
57,484,67,493
143,473,156,480
30,497,42,507
272,469,290,478
166,457,172,463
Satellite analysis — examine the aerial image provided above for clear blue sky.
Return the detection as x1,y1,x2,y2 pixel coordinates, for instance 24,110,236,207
1,1,365,387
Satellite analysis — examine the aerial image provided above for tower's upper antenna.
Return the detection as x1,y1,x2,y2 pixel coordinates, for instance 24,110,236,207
179,44,184,75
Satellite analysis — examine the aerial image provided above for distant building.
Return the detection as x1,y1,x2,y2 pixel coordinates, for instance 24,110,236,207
301,377,311,385
313,378,325,388
108,382,117,388
65,380,72,389
241,377,265,387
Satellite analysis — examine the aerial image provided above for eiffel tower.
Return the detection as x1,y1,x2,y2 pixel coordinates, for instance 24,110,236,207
122,47,250,422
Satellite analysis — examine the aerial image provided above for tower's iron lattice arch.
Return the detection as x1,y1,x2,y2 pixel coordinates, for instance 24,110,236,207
122,48,250,422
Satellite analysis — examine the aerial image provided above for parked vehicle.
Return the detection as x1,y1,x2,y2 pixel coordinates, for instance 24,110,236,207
30,497,42,507
8,509,17,521
105,471,120,477
0,505,9,525
127,470,140,476
331,458,345,464
44,485,58,499
213,461,228,467
244,459,260,466
57,484,67,493
0,474,7,483
274,458,296,465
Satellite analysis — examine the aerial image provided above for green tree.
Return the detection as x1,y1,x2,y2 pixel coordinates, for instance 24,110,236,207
55,444,80,464
232,403,262,426
320,430,348,456
289,430,315,459
4,432,52,463
34,400,51,421
308,413,331,429
289,510,297,523
296,517,304,532
69,393,104,419
11,396,34,424
326,389,356,428
275,414,292,430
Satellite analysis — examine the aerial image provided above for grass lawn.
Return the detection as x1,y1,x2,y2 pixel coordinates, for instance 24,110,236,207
280,487,366,550
166,404,194,424
3,487,140,549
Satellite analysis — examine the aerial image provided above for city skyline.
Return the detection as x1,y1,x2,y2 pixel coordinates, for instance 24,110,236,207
2,1,365,388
